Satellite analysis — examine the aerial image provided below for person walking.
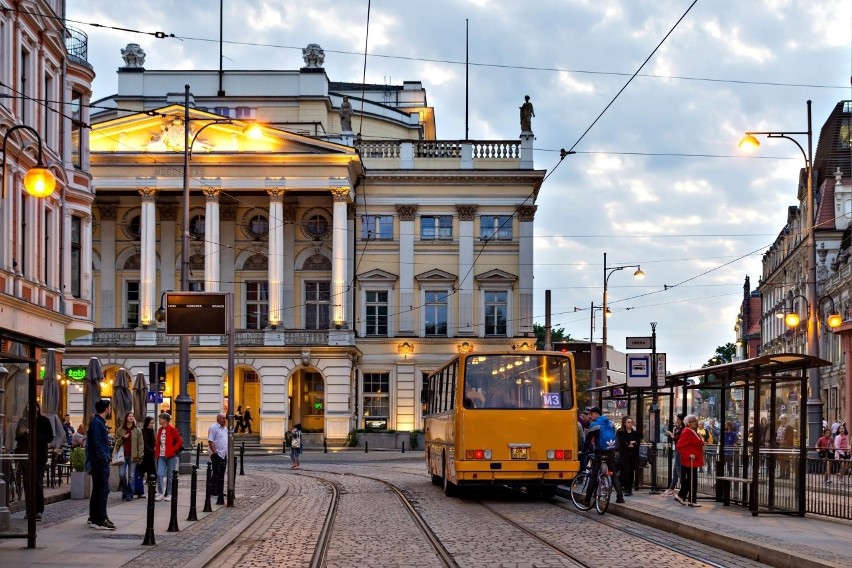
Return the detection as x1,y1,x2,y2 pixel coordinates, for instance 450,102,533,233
675,414,705,507
139,416,156,497
662,413,685,496
242,406,254,434
154,413,183,501
114,411,143,501
234,405,244,434
776,414,794,479
616,416,641,496
289,423,303,469
207,413,229,496
834,424,849,477
817,428,834,484
87,399,115,530
14,404,53,521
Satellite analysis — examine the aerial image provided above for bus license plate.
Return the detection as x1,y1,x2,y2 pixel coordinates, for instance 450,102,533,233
511,447,528,459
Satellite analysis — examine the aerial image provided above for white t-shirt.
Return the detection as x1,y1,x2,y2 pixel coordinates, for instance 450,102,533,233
207,423,228,458
159,429,166,456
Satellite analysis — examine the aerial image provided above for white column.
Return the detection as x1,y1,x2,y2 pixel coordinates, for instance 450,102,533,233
457,205,477,335
518,205,536,335
396,205,417,335
203,184,221,292
220,205,236,294
282,205,296,328
266,184,286,326
330,181,351,326
159,204,177,294
138,185,157,325
81,212,93,301
98,205,117,326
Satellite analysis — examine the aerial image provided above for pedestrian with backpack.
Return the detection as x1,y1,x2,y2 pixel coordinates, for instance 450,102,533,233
289,423,302,469
582,406,625,506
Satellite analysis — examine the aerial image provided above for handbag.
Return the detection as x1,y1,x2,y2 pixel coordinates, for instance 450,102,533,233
111,445,125,466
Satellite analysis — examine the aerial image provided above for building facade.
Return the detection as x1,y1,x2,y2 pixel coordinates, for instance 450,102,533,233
63,44,544,444
0,1,95,442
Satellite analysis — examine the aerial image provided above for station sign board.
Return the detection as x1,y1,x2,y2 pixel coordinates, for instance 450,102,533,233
164,292,227,335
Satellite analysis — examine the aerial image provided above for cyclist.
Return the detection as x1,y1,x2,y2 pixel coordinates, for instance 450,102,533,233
582,406,625,506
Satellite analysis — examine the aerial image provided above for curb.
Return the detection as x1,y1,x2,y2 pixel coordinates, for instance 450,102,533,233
8,489,70,513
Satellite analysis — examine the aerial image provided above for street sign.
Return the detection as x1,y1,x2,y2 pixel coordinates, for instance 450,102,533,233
626,336,653,349
657,353,666,380
626,354,651,387
147,392,164,404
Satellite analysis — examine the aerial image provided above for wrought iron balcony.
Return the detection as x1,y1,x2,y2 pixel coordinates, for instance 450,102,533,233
71,328,330,347
64,26,88,62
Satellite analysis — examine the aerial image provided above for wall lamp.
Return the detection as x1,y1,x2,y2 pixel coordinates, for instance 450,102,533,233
398,342,414,357
457,341,474,354
1,125,57,199
781,294,842,330
155,290,173,323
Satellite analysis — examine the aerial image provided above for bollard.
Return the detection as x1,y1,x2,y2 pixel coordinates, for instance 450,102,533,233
365,440,368,453
233,454,238,476
167,469,180,532
202,462,213,513
239,442,245,476
142,474,157,546
283,440,287,454
402,441,405,454
196,443,201,469
323,437,328,453
187,465,198,521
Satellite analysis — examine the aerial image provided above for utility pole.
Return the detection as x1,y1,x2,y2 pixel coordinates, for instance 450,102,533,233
650,322,660,494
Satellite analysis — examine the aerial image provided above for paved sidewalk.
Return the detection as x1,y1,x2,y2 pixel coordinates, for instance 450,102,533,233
598,489,850,568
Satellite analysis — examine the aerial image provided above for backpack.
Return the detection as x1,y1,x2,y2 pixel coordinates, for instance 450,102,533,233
597,418,617,452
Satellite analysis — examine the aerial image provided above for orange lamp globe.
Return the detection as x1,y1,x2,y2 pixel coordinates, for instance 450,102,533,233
23,166,56,198
784,312,801,328
827,313,843,328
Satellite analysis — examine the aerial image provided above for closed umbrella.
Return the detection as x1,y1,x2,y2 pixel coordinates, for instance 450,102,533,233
113,368,133,429
83,357,104,426
2,341,28,456
40,349,66,449
132,372,149,421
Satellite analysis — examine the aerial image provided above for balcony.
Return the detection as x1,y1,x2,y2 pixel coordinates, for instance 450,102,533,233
70,328,330,347
64,26,88,63
358,139,529,169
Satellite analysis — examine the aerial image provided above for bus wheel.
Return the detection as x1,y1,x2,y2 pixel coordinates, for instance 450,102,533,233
442,456,457,497
431,473,442,486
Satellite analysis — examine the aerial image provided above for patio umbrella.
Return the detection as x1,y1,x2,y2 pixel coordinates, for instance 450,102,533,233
83,357,104,426
1,341,28,455
132,371,149,421
40,349,66,449
113,368,133,429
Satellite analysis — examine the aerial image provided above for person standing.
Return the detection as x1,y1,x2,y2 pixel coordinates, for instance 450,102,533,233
834,424,849,477
207,413,229,497
234,405,244,434
154,413,183,501
139,416,156,498
817,428,834,484
87,399,115,530
114,411,143,501
722,420,738,476
675,414,705,507
242,406,254,434
616,416,641,496
662,414,685,496
776,414,794,479
289,423,302,469
14,404,53,521
63,414,75,445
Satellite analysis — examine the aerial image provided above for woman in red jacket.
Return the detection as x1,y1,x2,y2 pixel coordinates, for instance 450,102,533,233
154,413,183,501
675,414,705,506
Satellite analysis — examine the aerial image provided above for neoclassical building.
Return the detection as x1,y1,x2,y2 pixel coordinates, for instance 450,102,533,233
63,44,544,444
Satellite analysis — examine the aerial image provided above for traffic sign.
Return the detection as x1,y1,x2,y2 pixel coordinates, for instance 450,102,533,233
626,354,651,387
147,392,164,404
626,336,653,349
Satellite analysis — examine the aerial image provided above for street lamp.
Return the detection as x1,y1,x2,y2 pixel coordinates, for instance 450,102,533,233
740,100,821,448
782,294,842,332
1,125,57,199
601,252,645,402
575,302,609,395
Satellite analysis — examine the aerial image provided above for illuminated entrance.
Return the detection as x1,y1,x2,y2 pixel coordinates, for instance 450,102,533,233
224,367,261,432
289,370,325,432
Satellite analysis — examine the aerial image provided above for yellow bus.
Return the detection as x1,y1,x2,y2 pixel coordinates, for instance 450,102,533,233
423,351,579,497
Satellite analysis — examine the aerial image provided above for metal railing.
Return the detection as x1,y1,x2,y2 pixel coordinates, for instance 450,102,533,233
75,328,329,347
64,26,88,62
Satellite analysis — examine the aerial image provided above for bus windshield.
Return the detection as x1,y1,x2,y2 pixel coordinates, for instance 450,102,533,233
462,354,573,410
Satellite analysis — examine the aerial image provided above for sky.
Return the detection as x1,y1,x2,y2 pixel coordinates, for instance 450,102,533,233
66,0,852,373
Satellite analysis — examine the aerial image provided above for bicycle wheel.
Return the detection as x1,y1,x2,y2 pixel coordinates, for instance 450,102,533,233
570,473,592,510
595,475,612,514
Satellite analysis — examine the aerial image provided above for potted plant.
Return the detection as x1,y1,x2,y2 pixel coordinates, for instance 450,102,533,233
69,447,91,499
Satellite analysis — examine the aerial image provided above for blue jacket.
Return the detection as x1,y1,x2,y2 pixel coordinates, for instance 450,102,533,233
87,414,111,466
585,415,612,452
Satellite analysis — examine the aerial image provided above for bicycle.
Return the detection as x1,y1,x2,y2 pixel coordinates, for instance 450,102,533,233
570,455,613,514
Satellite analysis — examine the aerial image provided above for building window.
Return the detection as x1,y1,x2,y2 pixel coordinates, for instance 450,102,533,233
301,208,332,241
189,281,205,292
363,372,390,430
480,215,513,241
424,291,448,336
126,281,140,327
245,281,269,329
305,281,330,330
365,291,388,336
243,210,269,241
361,215,393,240
421,215,452,240
304,371,324,416
484,291,507,336
20,48,30,123
71,90,83,169
70,216,81,297
189,214,206,239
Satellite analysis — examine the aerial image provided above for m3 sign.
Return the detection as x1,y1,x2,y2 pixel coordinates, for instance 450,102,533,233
164,292,228,335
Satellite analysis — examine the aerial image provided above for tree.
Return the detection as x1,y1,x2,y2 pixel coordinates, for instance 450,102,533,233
702,343,736,368
533,323,569,350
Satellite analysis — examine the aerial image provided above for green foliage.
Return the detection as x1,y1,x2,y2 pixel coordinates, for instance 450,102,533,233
575,370,592,411
70,447,86,472
346,428,358,447
702,342,736,368
409,429,424,450
533,323,570,350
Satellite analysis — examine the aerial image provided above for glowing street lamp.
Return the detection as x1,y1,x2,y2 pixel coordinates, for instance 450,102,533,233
1,125,57,199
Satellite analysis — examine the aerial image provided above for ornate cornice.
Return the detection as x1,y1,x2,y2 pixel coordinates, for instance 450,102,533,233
396,204,418,221
456,205,478,221
517,205,537,222
203,186,221,200
137,186,157,201
267,187,286,201
330,185,351,202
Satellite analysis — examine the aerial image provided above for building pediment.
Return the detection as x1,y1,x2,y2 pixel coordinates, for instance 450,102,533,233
415,268,457,283
90,104,355,156
475,268,517,283
357,268,398,282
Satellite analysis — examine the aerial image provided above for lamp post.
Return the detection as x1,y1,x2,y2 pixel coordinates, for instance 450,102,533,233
1,125,57,199
601,252,645,403
176,85,234,468
740,100,820,448
575,302,608,397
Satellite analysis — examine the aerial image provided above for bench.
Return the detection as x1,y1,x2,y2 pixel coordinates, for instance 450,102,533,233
716,476,752,506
